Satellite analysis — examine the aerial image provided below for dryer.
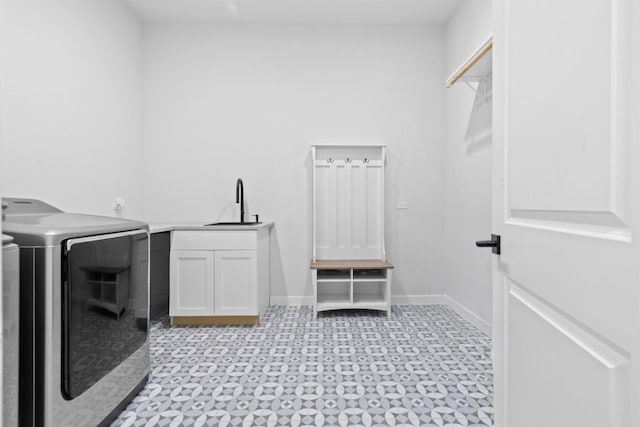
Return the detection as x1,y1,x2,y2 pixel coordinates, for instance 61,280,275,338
2,198,150,427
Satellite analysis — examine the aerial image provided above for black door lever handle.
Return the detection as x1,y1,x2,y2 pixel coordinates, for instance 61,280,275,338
475,234,501,254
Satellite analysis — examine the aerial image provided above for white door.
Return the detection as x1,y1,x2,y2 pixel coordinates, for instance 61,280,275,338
169,250,214,316
492,0,640,426
214,250,257,315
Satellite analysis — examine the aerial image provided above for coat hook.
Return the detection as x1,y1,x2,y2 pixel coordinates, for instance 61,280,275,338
363,158,369,163
345,158,352,163
327,158,333,163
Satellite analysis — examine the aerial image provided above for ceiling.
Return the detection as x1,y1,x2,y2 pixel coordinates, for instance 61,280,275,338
124,0,462,24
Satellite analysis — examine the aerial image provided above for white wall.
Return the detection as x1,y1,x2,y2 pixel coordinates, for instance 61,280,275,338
0,0,143,218
443,0,493,325
142,24,446,302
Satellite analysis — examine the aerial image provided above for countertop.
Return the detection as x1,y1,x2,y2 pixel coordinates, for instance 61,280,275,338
148,222,274,234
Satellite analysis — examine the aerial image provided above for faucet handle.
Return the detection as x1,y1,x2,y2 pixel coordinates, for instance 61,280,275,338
252,214,260,223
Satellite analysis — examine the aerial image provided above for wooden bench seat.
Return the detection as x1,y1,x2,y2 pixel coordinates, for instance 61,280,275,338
310,259,394,270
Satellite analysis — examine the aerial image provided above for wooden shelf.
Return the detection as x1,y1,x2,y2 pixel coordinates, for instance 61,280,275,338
446,36,493,88
311,259,394,270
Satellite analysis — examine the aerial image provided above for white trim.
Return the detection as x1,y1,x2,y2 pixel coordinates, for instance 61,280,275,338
270,296,314,306
391,294,491,336
310,143,387,147
443,296,492,336
390,294,448,305
274,295,445,306
311,146,317,262
505,216,631,243
508,279,628,368
270,294,492,337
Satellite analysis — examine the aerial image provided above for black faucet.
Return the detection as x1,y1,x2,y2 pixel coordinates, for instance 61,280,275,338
236,178,244,223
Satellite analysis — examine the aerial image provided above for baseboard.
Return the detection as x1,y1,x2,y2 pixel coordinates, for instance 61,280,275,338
390,294,448,305
270,296,314,306
171,315,259,326
271,295,447,306
442,296,492,336
270,294,491,337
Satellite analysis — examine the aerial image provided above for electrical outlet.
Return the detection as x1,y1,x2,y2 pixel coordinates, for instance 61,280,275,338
397,201,408,209
112,197,125,211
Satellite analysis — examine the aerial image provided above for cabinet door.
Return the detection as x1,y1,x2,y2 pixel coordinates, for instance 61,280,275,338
169,250,214,316
214,250,257,315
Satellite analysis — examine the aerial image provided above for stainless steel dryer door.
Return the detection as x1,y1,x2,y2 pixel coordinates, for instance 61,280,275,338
62,229,149,400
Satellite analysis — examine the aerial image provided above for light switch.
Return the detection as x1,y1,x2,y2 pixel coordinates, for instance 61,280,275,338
397,201,408,209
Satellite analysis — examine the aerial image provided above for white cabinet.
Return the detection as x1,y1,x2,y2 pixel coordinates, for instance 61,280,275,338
169,227,270,324
214,250,257,315
170,250,214,316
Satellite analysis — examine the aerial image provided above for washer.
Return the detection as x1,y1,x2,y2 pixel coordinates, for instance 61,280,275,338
3,233,20,427
2,198,150,427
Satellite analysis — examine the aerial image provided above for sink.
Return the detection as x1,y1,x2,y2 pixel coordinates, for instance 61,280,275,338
205,221,262,226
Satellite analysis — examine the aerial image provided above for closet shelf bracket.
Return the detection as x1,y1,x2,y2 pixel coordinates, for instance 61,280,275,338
463,77,489,107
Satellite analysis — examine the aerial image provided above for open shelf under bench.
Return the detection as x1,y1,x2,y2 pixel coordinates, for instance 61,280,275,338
310,259,394,317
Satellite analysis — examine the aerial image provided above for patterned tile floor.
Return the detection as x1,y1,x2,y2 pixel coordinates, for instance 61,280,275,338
111,305,493,427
